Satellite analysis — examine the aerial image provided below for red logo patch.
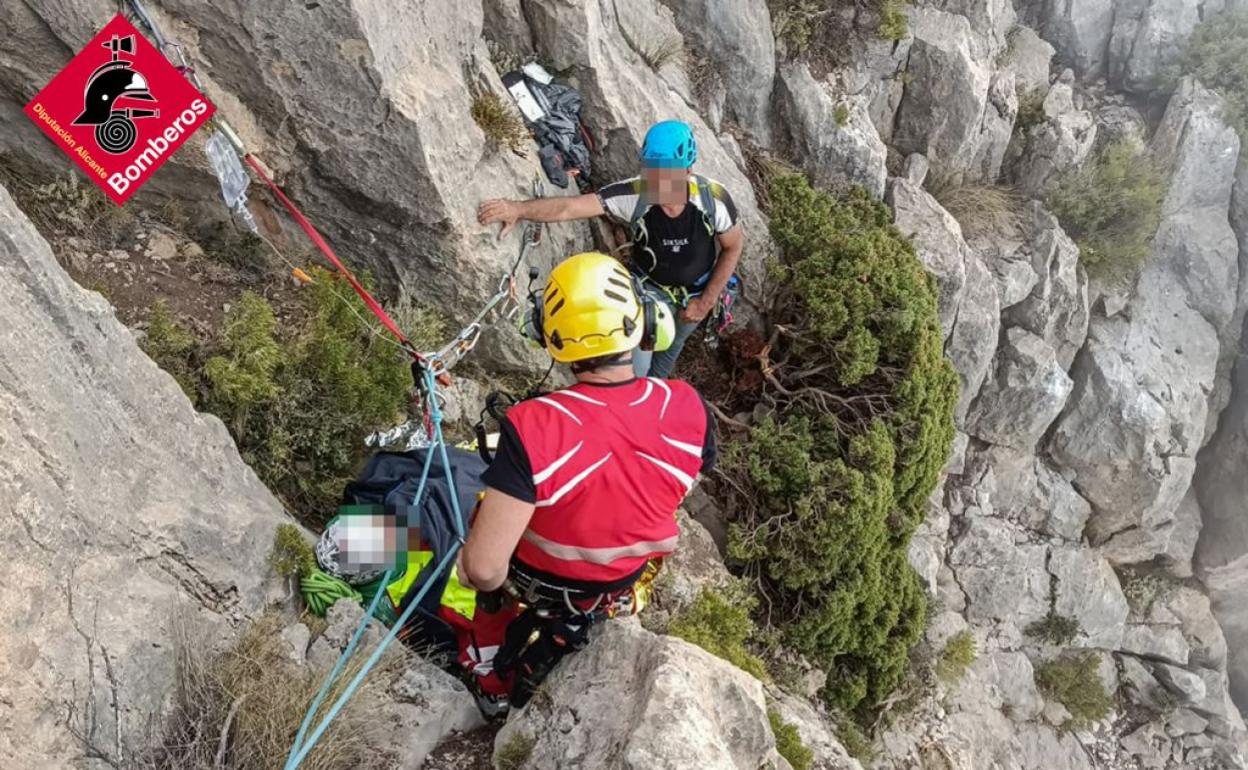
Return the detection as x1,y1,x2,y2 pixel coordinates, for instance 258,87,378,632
23,14,215,205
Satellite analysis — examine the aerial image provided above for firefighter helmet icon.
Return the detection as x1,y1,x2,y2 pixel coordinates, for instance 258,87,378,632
72,34,159,154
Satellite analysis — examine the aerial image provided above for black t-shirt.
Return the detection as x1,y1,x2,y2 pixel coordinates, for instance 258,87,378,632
598,176,738,289
481,387,719,503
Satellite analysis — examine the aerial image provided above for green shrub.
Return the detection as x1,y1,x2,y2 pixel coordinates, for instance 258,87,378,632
835,718,877,763
495,732,535,770
1046,139,1164,279
470,93,528,153
878,0,908,41
1025,611,1083,646
1120,569,1180,619
668,584,770,680
198,270,410,522
768,710,814,770
935,631,977,684
203,292,286,432
774,0,820,55
269,523,316,579
142,300,199,401
1035,653,1113,730
1015,88,1047,135
1175,11,1248,137
722,175,958,714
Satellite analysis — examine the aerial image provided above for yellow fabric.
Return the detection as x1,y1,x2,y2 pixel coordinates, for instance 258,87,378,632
542,252,643,363
384,550,477,620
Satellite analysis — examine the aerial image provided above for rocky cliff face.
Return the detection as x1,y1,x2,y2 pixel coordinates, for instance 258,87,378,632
3,0,1248,768
0,182,289,767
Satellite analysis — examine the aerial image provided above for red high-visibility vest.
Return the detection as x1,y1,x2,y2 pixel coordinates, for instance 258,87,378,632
506,378,708,583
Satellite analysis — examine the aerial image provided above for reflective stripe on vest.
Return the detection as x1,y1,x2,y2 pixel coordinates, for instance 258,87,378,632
385,550,477,620
521,529,679,566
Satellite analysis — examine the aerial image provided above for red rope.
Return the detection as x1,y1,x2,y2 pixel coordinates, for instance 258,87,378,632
244,153,424,364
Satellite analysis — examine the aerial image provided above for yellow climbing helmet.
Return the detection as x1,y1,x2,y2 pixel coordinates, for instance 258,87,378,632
537,252,672,363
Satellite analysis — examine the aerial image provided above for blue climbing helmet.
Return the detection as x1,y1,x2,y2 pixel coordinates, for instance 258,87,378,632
640,120,697,168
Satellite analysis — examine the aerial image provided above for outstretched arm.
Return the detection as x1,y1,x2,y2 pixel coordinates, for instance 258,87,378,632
458,489,536,591
478,193,606,238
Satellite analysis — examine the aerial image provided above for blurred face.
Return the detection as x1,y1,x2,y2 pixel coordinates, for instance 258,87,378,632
338,511,419,574
641,166,690,207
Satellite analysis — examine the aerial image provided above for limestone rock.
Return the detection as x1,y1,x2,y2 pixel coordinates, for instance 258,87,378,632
1118,624,1191,666
657,511,734,617
776,63,887,198
1153,663,1208,705
947,256,1002,422
383,660,485,767
1002,203,1090,370
498,619,779,770
893,8,1004,184
1050,79,1242,550
766,689,865,770
661,0,775,143
886,177,968,339
1000,25,1056,96
967,327,1072,450
482,0,536,60
1162,587,1229,670
1019,0,1115,78
1107,0,1205,94
1048,546,1129,649
949,518,1049,627
0,183,289,767
1009,82,1098,197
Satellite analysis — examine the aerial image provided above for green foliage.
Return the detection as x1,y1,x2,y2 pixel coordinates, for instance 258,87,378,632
1035,653,1113,730
1046,139,1164,279
774,0,820,54
203,292,286,427
1025,611,1083,646
1015,88,1047,136
724,175,958,714
878,0,909,41
202,227,271,278
835,718,877,763
269,523,316,579
935,631,977,684
1121,569,1180,619
669,584,770,681
470,93,528,153
195,269,410,522
1175,11,1248,137
834,103,851,127
768,710,814,770
142,300,199,401
495,732,535,770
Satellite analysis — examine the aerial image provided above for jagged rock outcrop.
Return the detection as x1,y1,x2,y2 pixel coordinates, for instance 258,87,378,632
1018,0,1116,78
892,7,1017,185
659,0,775,143
1008,77,1098,196
496,619,798,770
775,62,887,198
1197,314,1248,711
0,182,290,765
1,0,591,372
887,169,1001,419
967,327,1073,449
1049,79,1241,557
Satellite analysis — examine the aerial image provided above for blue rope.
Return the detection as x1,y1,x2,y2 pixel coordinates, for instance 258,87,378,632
285,368,466,769
286,565,393,761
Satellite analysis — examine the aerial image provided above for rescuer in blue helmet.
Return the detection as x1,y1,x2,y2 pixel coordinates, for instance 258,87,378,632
478,119,744,378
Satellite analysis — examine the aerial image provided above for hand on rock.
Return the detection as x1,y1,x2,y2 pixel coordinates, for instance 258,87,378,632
478,199,519,239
